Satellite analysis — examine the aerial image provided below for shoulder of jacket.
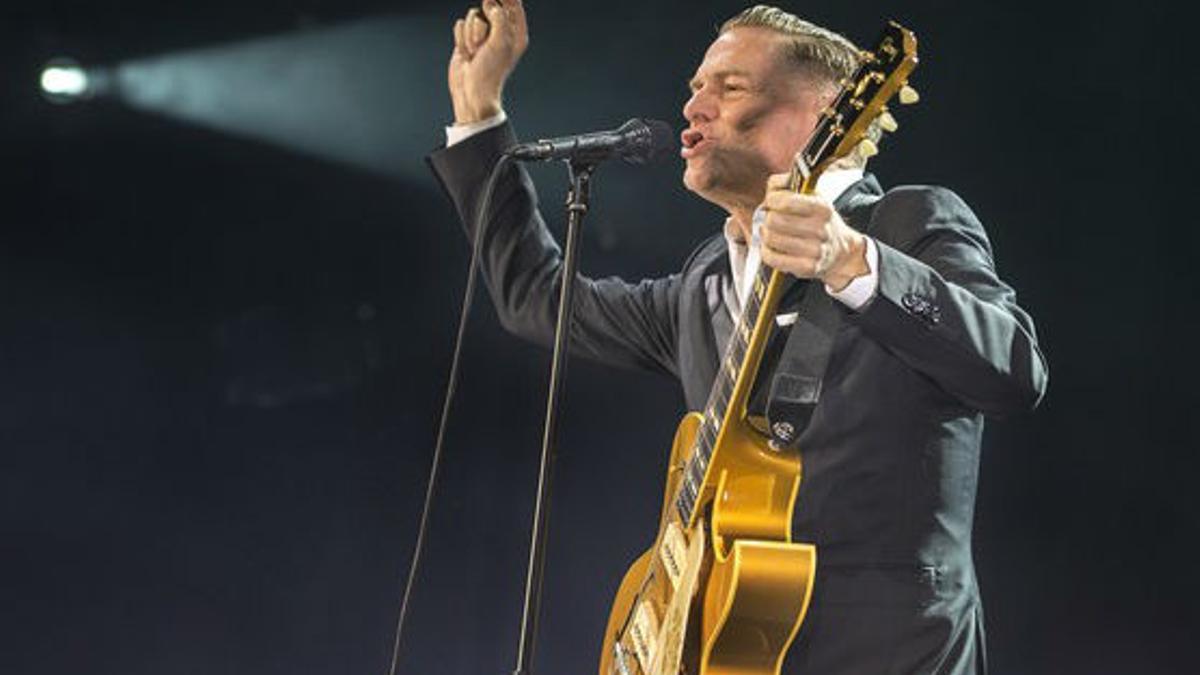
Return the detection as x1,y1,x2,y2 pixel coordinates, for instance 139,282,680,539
870,184,987,248
679,231,729,276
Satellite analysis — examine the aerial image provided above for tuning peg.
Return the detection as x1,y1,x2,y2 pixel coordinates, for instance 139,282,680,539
878,111,899,132
856,138,879,159
899,85,920,105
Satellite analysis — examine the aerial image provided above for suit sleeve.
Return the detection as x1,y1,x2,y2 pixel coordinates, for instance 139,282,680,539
427,121,681,378
848,186,1049,417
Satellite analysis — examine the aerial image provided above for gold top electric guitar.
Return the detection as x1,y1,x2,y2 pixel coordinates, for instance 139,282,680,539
599,22,920,675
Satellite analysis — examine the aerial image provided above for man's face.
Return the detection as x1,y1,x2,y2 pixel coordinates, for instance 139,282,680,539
681,27,826,212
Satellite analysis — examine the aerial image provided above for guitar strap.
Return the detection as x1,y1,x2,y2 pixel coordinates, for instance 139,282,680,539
764,179,883,448
765,283,841,448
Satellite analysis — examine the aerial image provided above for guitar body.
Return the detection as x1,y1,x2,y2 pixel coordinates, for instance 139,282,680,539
599,413,816,675
701,423,816,675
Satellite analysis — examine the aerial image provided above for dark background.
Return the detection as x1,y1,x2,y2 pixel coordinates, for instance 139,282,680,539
1,1,1193,674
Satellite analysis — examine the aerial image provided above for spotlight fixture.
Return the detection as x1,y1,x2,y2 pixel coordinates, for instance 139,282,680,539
40,59,92,103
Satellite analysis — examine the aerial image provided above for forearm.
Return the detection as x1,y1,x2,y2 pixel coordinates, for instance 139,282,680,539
847,188,1048,416
427,122,681,376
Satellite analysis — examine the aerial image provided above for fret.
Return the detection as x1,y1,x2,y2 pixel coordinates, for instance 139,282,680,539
675,494,689,522
745,294,763,325
714,381,731,414
730,333,747,365
703,426,718,463
724,353,739,379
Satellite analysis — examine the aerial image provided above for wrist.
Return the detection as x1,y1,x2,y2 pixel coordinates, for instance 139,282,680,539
454,97,503,126
823,233,870,292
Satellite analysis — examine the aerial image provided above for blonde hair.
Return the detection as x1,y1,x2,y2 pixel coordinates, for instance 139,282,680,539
720,5,859,89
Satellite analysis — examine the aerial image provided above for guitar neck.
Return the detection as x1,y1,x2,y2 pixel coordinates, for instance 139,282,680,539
673,200,807,527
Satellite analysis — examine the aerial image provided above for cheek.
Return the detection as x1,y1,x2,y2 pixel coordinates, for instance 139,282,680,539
729,101,775,136
728,105,816,166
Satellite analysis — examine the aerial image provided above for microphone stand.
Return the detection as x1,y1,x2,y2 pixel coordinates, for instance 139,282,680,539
512,160,595,675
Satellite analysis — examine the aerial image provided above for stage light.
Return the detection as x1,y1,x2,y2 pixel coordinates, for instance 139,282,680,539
107,15,447,180
40,59,91,103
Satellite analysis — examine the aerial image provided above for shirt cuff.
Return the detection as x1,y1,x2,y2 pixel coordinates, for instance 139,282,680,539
445,110,508,147
825,237,879,310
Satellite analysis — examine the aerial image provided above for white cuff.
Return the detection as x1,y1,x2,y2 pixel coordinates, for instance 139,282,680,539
445,110,508,147
826,237,879,310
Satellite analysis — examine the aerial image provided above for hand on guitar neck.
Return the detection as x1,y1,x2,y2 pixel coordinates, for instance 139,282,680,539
760,173,872,292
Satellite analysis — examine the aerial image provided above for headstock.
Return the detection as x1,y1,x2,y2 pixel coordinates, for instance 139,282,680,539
793,21,919,184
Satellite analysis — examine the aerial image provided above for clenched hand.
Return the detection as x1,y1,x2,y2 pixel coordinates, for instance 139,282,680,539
448,0,529,124
760,172,870,291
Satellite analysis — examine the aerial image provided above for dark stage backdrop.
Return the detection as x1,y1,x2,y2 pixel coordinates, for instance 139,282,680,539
1,1,1192,674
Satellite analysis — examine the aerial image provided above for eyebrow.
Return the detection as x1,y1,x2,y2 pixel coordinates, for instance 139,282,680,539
688,69,756,90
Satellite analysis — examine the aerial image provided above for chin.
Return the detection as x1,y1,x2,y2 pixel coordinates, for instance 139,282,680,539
682,162,712,195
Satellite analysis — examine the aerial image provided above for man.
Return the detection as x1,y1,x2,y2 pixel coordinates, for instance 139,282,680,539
428,2,1048,673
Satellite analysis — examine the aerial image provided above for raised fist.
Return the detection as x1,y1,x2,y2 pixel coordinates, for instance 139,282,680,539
447,0,529,124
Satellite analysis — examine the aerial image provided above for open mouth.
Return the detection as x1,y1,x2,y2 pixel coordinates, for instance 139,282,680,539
680,128,711,159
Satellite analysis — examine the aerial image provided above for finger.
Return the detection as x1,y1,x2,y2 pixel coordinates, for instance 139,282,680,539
762,229,821,258
761,246,820,279
763,190,827,217
453,18,467,55
762,216,822,251
481,0,510,45
482,0,513,45
459,13,479,58
493,0,526,22
766,173,792,191
762,208,825,244
466,8,490,49
495,0,529,48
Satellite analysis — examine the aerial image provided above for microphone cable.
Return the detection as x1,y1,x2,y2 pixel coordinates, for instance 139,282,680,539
385,153,515,675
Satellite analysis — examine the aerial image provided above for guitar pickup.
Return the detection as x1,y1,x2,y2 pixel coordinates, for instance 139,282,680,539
630,600,660,671
658,522,688,590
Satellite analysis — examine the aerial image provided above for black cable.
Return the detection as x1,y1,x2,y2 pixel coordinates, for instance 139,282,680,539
386,153,515,675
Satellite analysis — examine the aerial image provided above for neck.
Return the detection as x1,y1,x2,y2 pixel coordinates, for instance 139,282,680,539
721,191,764,244
727,209,753,243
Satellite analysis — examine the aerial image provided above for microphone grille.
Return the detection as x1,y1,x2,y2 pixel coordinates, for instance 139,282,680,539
625,118,675,164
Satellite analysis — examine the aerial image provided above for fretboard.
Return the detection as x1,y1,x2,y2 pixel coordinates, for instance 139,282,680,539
674,259,784,525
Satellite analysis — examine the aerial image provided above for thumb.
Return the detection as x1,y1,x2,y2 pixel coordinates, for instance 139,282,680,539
481,0,504,21
478,0,512,47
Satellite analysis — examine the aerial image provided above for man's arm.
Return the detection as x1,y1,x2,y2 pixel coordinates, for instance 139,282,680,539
851,186,1048,416
760,173,1046,417
428,122,682,377
431,1,682,377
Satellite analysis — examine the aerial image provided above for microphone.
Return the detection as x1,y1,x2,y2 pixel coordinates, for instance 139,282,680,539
506,118,674,165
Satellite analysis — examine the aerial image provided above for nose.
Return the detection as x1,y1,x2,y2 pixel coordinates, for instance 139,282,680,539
683,84,715,124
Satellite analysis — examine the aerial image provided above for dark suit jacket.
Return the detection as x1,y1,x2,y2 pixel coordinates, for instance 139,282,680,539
428,122,1048,675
